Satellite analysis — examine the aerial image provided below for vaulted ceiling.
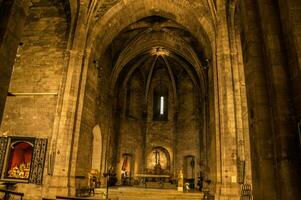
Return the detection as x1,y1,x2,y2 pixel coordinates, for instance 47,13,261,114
109,16,208,102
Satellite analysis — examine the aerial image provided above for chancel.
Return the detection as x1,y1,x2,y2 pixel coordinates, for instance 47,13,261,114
0,0,300,200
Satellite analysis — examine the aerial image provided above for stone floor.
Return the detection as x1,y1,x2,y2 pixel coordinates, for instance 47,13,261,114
95,187,204,200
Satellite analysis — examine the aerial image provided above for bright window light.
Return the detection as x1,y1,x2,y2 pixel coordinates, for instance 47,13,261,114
160,96,164,115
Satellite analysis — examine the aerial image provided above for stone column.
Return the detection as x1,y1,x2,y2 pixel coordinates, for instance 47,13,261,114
228,4,252,185
240,0,277,199
234,16,252,185
50,48,87,195
214,7,240,199
256,1,301,199
47,1,92,195
278,0,301,120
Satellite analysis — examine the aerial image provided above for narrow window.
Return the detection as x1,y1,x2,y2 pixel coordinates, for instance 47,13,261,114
153,85,168,121
160,96,164,115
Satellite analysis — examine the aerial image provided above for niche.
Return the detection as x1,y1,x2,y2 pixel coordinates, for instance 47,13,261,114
146,146,170,174
6,140,34,179
184,155,195,188
121,153,132,185
0,136,47,184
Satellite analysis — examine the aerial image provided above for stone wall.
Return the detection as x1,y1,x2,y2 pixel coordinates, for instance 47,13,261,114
96,51,114,176
145,67,175,174
0,0,68,198
176,75,200,179
1,0,68,136
0,0,26,122
114,58,202,181
117,73,144,177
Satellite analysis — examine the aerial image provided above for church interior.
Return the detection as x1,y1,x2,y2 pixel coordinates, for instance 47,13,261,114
0,0,300,199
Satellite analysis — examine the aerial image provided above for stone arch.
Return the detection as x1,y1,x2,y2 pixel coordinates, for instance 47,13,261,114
87,0,216,58
178,74,195,119
83,0,217,186
146,146,171,173
125,73,144,119
76,1,251,197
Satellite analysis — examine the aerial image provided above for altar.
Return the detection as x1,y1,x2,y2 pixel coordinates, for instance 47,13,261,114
135,174,172,188
133,146,173,188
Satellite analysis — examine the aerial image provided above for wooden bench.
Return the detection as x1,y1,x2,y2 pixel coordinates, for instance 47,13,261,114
76,187,94,197
0,188,24,200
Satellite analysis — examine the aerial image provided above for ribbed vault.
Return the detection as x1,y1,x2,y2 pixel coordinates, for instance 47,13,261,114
110,16,208,98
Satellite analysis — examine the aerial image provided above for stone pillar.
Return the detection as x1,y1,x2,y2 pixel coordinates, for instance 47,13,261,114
229,4,252,185
240,0,277,199
256,1,301,199
214,7,240,199
50,49,87,195
234,17,252,185
278,0,301,121
47,1,92,195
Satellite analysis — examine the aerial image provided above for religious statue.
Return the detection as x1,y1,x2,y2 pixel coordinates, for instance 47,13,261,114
177,170,183,192
88,169,100,189
7,141,33,179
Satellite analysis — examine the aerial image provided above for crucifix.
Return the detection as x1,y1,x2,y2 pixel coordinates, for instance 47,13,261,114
154,149,160,165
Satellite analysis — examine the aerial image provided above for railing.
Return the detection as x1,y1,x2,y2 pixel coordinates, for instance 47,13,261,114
240,183,252,200
56,196,95,200
202,191,215,200
0,188,24,200
75,187,95,197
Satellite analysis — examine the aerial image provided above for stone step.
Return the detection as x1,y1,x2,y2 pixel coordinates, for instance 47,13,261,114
95,187,203,200
135,182,177,189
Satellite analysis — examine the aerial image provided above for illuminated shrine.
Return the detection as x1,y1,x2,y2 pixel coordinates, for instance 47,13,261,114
6,141,33,179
